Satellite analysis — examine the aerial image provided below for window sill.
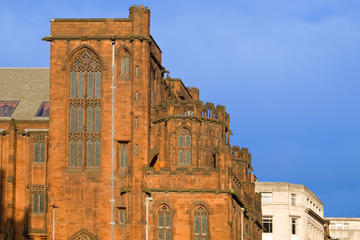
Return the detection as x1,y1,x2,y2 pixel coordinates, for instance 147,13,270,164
31,212,46,216
65,167,82,173
33,162,46,165
85,167,100,173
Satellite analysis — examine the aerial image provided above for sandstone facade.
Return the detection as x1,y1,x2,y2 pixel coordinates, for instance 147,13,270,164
0,5,261,240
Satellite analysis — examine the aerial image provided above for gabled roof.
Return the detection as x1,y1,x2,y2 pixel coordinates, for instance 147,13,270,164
0,68,49,120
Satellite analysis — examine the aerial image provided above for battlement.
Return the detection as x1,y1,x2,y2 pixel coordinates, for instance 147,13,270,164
188,87,199,100
129,5,150,14
232,146,251,161
151,100,230,126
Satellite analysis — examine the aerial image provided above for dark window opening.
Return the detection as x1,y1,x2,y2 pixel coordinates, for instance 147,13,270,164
262,217,272,233
35,101,49,117
291,218,296,235
212,153,216,168
0,101,19,117
150,153,159,167
119,207,127,224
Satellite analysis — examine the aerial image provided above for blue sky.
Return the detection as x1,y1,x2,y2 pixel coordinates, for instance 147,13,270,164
1,0,360,217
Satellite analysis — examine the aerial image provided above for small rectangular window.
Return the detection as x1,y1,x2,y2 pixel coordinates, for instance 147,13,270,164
185,150,191,165
263,216,273,233
95,72,101,98
40,142,45,163
261,192,272,204
87,72,94,98
118,143,128,168
34,142,39,162
185,135,191,147
178,150,184,165
69,140,76,166
119,208,126,224
32,192,45,213
291,194,296,206
245,223,249,235
136,66,139,77
87,141,93,166
194,214,200,234
95,106,101,132
125,58,129,73
94,141,101,166
135,91,139,102
291,218,296,234
158,212,164,227
39,193,45,213
87,107,93,132
135,144,138,155
121,58,125,73
70,107,76,132
201,214,207,235
78,72,84,98
70,72,76,98
135,118,138,129
178,135,184,147
78,106,84,131
77,140,83,166
33,193,39,212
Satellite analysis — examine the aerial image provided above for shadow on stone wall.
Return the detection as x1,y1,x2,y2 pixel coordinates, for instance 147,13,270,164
0,168,31,240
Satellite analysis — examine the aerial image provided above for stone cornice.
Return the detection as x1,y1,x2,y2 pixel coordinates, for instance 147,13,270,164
143,188,228,194
143,187,252,213
51,18,131,22
307,208,326,224
42,35,151,42
152,115,227,127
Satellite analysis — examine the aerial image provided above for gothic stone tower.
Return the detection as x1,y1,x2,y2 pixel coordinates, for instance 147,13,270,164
44,5,262,240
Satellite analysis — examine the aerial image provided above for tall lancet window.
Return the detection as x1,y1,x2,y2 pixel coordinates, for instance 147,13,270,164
69,47,102,167
193,205,209,240
157,205,172,240
178,129,191,165
118,47,131,80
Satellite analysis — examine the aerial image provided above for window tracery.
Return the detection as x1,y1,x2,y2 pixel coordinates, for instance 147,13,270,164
118,143,128,168
178,129,191,165
158,205,172,240
69,231,97,240
69,47,102,167
118,47,131,80
32,192,45,213
33,135,47,163
31,185,46,214
193,205,208,240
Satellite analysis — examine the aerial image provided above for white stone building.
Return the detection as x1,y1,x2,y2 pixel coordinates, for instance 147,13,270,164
255,182,325,240
326,217,360,240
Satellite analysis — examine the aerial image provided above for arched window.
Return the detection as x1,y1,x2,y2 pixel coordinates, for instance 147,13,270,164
118,47,131,80
193,205,208,240
158,205,172,240
178,129,191,165
69,47,102,167
69,230,97,240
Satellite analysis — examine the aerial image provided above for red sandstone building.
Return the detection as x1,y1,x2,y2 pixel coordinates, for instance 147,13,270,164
0,5,262,240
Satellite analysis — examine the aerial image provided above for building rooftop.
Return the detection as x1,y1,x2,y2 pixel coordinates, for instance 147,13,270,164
256,181,323,205
0,68,49,120
326,217,360,221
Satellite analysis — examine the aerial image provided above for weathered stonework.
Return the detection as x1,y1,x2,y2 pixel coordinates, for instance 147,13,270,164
0,5,262,240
